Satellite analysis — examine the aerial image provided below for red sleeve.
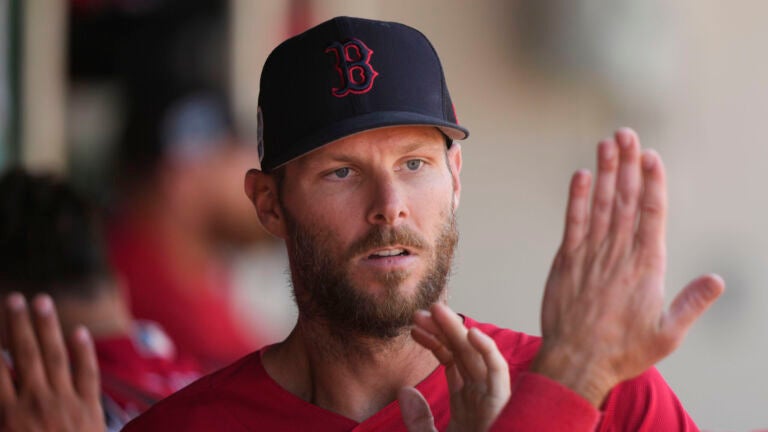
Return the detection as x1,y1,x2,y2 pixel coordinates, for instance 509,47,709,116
598,367,698,432
491,368,698,432
490,372,600,432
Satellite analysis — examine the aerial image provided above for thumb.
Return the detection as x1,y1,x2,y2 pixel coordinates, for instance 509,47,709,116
662,274,725,348
398,387,438,432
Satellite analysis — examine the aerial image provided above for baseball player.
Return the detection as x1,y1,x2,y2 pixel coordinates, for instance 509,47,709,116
115,16,723,430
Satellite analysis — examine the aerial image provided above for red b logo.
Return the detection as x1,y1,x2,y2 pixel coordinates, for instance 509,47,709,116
325,39,379,98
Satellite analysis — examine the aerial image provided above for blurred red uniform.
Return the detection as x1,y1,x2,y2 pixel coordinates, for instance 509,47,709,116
97,321,202,416
108,219,266,372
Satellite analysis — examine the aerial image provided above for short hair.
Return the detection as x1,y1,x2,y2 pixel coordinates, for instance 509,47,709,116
0,168,112,299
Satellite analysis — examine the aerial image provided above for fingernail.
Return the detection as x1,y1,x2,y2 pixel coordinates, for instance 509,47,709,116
7,293,25,311
469,327,489,339
74,326,92,344
616,128,634,149
415,309,431,318
710,273,725,285
600,141,614,160
576,170,591,186
642,152,655,170
34,294,54,315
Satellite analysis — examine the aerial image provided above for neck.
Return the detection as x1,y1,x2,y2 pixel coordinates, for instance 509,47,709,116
262,316,440,422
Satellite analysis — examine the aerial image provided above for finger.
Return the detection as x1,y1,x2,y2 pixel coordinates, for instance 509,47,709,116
467,328,510,399
430,304,485,383
560,170,592,254
587,138,619,249
6,293,47,391
413,310,449,346
31,294,73,393
608,128,642,245
660,274,725,352
398,387,438,432
635,150,667,262
445,363,464,394
411,326,454,365
70,326,100,402
413,310,465,391
0,350,15,404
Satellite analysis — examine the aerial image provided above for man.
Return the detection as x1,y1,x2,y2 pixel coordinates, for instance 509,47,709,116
0,169,203,430
124,16,723,431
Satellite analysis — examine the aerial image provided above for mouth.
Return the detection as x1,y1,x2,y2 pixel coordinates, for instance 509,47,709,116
365,247,413,260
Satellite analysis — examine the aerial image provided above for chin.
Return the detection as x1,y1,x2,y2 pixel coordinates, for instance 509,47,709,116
353,270,420,295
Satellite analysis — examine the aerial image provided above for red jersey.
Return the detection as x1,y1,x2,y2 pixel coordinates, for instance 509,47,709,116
96,321,203,417
107,219,265,371
90,321,204,431
124,317,696,431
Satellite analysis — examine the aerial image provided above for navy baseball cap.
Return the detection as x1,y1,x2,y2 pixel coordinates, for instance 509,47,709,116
257,16,469,172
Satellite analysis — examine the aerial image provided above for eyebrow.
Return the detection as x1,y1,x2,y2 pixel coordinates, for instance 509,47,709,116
399,139,443,154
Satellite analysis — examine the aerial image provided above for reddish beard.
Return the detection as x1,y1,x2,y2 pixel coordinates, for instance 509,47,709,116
285,210,458,340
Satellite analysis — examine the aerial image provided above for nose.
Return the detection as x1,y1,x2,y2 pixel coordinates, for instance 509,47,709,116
366,173,408,226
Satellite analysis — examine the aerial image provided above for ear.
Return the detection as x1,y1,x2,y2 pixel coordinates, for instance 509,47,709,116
447,143,462,211
244,169,288,239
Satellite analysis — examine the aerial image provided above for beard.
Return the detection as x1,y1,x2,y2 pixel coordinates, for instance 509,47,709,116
285,208,458,340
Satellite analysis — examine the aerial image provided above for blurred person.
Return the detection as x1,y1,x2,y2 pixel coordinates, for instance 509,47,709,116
108,87,274,372
0,168,202,429
124,17,723,431
68,0,276,371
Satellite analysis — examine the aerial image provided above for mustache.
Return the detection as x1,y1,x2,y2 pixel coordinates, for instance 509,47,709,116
347,225,427,258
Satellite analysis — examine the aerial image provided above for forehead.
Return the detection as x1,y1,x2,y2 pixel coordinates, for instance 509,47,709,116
288,126,445,168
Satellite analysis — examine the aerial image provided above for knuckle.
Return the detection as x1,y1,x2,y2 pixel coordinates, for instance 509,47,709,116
15,342,39,364
567,202,587,224
593,195,612,214
615,191,638,214
634,239,666,265
553,248,575,270
643,252,665,270
46,350,67,372
641,200,664,216
566,212,585,229
23,391,53,417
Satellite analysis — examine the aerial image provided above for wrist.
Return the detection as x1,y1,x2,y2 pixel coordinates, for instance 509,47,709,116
530,344,616,407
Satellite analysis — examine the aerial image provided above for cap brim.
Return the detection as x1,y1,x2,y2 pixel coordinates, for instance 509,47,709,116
265,111,469,171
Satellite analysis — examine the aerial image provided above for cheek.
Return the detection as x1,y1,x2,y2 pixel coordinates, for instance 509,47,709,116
285,190,366,246
406,177,454,219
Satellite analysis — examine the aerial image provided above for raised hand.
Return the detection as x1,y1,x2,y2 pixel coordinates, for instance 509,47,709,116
0,293,104,432
533,128,724,406
400,303,510,432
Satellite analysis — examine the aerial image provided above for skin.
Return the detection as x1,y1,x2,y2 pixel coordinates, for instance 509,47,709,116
0,293,104,432
400,303,511,432
532,128,724,405
400,128,724,431
245,125,463,422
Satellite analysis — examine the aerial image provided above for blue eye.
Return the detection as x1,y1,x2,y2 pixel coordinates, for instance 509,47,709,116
333,167,351,178
405,159,423,171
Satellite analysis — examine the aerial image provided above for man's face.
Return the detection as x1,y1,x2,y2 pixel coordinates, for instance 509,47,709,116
276,126,462,339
